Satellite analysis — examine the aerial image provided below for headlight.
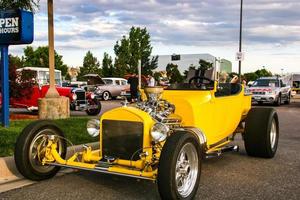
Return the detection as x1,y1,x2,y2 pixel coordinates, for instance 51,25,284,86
87,119,100,137
151,123,169,142
90,93,95,99
72,93,77,101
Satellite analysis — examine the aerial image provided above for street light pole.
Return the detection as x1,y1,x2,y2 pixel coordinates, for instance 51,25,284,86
45,0,59,98
238,0,243,82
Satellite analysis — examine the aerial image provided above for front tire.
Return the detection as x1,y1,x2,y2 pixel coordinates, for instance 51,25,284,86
14,120,67,181
244,107,279,158
86,99,101,116
274,94,281,106
157,132,202,200
102,91,110,101
284,93,291,104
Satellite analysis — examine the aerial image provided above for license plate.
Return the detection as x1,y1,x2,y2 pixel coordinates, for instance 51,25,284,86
121,91,126,95
254,96,261,100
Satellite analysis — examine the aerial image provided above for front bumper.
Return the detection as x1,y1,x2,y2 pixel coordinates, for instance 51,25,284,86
252,94,277,103
70,100,88,111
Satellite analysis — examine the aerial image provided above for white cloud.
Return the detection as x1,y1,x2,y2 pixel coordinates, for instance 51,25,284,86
9,0,300,73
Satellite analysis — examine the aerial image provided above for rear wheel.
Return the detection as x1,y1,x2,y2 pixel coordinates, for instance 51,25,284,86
157,132,202,200
14,120,67,181
244,107,279,158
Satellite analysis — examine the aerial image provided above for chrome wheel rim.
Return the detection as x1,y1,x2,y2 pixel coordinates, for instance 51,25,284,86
175,143,198,198
103,92,109,100
29,129,63,173
270,119,277,150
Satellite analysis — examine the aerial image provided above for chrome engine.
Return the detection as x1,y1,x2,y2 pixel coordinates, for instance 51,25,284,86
136,87,181,126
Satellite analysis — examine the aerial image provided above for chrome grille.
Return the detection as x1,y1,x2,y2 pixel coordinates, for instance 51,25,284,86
253,91,265,95
102,120,143,160
75,91,86,101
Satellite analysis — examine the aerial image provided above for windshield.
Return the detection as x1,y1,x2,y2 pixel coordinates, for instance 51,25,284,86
253,79,279,87
164,67,215,90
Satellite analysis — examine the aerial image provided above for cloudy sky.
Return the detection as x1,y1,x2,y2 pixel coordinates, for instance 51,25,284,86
10,0,300,73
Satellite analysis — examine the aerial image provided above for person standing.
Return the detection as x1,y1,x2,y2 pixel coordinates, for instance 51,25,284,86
147,74,155,87
128,73,139,102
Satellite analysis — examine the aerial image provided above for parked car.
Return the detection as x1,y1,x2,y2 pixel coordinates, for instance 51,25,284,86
249,76,291,106
1,67,101,115
84,74,129,101
15,66,279,199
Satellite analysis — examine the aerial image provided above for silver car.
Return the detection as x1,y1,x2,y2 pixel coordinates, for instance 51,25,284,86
84,74,129,101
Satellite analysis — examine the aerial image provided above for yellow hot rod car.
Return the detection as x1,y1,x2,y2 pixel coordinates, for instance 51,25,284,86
15,70,279,200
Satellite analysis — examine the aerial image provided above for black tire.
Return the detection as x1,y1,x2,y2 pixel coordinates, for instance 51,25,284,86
157,132,202,200
274,94,281,106
14,120,67,181
102,91,110,101
86,99,102,116
284,93,291,104
244,107,279,158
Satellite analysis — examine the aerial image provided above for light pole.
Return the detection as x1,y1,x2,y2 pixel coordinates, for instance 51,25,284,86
238,0,243,82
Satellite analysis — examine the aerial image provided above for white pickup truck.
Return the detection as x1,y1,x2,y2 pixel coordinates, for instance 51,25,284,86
249,77,291,106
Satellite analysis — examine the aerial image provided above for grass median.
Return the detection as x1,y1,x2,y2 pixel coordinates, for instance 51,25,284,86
0,118,98,157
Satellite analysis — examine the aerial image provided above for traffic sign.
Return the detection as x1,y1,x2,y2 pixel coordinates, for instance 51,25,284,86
236,52,244,61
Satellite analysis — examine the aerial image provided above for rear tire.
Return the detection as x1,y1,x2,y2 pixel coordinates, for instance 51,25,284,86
14,120,67,181
244,107,279,158
157,132,202,200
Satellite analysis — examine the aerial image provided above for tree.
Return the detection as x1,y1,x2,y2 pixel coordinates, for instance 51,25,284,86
0,0,39,12
242,68,273,82
254,68,272,78
9,55,24,69
9,65,36,99
77,51,101,80
114,27,158,76
243,72,258,82
166,63,184,84
102,52,114,77
23,46,68,76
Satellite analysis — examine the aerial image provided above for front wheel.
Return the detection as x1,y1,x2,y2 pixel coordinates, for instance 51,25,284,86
284,93,291,104
244,107,279,158
157,132,202,200
86,99,101,116
274,94,281,106
14,120,67,181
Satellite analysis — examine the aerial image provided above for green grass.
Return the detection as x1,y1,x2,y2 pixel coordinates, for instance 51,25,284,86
0,118,98,157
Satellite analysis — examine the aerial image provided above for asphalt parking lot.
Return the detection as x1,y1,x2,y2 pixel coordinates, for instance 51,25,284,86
1,99,300,200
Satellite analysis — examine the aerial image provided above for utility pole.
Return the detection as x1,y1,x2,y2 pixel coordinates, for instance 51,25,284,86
238,0,243,82
45,0,59,98
38,0,69,119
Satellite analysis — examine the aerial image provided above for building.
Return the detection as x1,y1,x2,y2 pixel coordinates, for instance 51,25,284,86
154,53,232,73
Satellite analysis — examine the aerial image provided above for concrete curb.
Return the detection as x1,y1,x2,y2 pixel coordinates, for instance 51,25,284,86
0,142,99,193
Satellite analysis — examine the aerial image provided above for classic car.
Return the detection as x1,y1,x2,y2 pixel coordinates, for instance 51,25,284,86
84,74,129,101
249,77,291,106
0,67,101,116
14,66,279,199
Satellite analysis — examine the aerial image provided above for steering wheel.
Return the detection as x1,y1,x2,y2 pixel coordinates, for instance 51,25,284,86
188,76,214,89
